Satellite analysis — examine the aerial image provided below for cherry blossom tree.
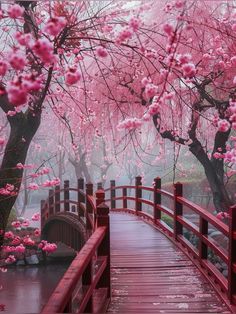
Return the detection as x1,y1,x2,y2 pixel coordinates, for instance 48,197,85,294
95,0,236,212
0,0,149,245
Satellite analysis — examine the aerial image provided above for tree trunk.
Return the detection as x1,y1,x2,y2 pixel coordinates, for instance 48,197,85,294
0,111,40,246
189,139,232,212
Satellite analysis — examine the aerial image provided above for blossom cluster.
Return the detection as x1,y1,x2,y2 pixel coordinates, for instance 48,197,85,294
117,118,143,131
1,212,56,265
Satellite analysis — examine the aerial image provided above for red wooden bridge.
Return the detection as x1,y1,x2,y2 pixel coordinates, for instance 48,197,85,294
40,177,236,313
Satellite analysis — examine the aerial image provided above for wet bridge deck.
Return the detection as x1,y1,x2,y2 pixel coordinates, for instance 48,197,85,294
107,213,230,313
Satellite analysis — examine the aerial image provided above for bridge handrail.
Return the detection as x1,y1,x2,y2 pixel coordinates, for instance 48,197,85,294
105,176,236,305
41,179,96,232
41,226,107,313
41,186,111,313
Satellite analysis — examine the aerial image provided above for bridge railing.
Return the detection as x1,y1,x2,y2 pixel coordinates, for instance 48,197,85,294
41,182,111,313
41,179,97,234
105,176,236,305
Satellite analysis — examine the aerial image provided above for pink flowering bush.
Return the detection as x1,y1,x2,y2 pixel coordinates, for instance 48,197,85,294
0,213,57,266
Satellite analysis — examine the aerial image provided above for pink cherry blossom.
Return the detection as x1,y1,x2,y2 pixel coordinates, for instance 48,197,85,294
145,83,158,99
28,183,39,190
11,236,21,246
163,23,174,37
6,79,28,106
117,118,143,131
9,51,26,71
65,68,81,85
39,167,50,175
116,28,133,44
23,236,35,246
32,38,55,64
0,137,5,146
3,246,16,253
129,17,141,32
96,46,108,58
217,119,230,132
0,60,8,76
4,231,14,240
31,213,40,221
182,63,196,78
15,32,32,47
42,242,57,253
21,219,30,227
42,178,60,187
15,244,25,253
8,4,24,19
11,221,21,228
5,255,16,264
44,16,67,37
216,211,229,220
34,229,41,237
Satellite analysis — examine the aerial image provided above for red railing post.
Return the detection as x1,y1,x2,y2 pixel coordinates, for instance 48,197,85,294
40,200,46,229
96,189,105,229
86,182,93,231
123,187,127,209
49,189,54,216
154,177,161,222
96,202,111,298
78,178,85,218
199,217,208,259
110,180,116,209
64,180,70,212
135,176,142,212
55,185,60,213
228,205,236,304
174,182,183,240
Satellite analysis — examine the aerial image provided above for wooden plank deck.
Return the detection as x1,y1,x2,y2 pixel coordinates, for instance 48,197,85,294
107,213,231,313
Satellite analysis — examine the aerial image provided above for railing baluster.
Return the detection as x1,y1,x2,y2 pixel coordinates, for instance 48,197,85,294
110,180,116,209
55,185,60,213
174,182,183,239
123,187,127,209
96,202,111,298
78,178,85,218
154,177,161,222
228,205,236,303
49,189,54,216
64,180,70,212
135,176,142,212
82,260,93,312
199,217,208,259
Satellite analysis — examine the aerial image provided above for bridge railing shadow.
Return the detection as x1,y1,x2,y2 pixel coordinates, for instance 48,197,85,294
40,181,111,313
104,176,236,307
